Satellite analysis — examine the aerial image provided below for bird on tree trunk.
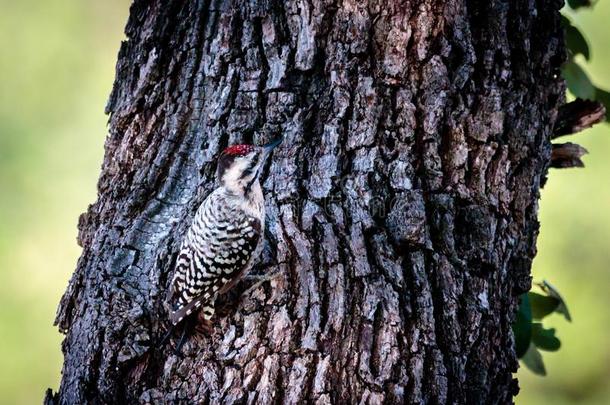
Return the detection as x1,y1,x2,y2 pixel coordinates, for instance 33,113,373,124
165,138,282,342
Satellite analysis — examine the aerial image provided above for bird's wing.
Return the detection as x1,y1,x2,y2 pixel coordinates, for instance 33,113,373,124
167,197,262,325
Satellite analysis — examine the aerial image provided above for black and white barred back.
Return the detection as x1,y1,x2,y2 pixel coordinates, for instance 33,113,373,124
167,188,263,325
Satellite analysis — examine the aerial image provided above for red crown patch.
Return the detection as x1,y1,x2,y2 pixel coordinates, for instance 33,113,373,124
222,144,255,156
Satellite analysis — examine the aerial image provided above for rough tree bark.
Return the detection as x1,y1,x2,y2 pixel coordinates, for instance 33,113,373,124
46,0,566,403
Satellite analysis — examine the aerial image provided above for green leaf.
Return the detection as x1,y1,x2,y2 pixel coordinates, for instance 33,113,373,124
563,61,595,100
531,323,562,352
538,280,572,322
513,293,532,358
595,87,610,122
567,0,594,10
521,343,547,376
563,19,590,60
528,292,560,320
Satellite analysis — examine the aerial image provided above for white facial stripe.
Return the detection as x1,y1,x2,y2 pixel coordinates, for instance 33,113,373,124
221,155,261,191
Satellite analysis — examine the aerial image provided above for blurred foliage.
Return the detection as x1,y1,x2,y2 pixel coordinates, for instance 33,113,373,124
518,2,610,403
0,1,608,405
514,282,570,375
562,3,610,119
0,1,129,404
516,0,610,386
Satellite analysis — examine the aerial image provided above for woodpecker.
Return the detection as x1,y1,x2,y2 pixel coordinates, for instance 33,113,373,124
166,138,281,330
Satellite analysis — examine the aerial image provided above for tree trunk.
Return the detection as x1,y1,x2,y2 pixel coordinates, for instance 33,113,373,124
46,0,566,403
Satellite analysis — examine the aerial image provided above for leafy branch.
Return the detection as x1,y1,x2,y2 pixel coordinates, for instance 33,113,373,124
513,282,571,375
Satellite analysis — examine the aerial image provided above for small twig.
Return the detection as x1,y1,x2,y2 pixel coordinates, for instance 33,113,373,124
550,142,589,169
553,99,606,139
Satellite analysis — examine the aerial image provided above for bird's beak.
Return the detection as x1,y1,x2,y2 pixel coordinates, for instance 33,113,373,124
262,137,282,157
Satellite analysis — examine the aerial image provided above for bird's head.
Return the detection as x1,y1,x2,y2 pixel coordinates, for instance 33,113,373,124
216,138,282,194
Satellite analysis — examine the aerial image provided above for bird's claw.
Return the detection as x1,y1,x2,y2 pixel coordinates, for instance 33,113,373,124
243,270,282,296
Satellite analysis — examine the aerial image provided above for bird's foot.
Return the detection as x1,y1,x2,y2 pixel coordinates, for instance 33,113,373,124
243,270,282,296
243,274,265,282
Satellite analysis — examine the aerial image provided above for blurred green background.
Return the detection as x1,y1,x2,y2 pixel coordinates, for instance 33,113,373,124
519,2,610,403
0,1,607,404
0,1,130,403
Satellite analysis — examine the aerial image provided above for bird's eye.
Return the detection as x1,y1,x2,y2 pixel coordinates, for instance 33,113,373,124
243,168,254,176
